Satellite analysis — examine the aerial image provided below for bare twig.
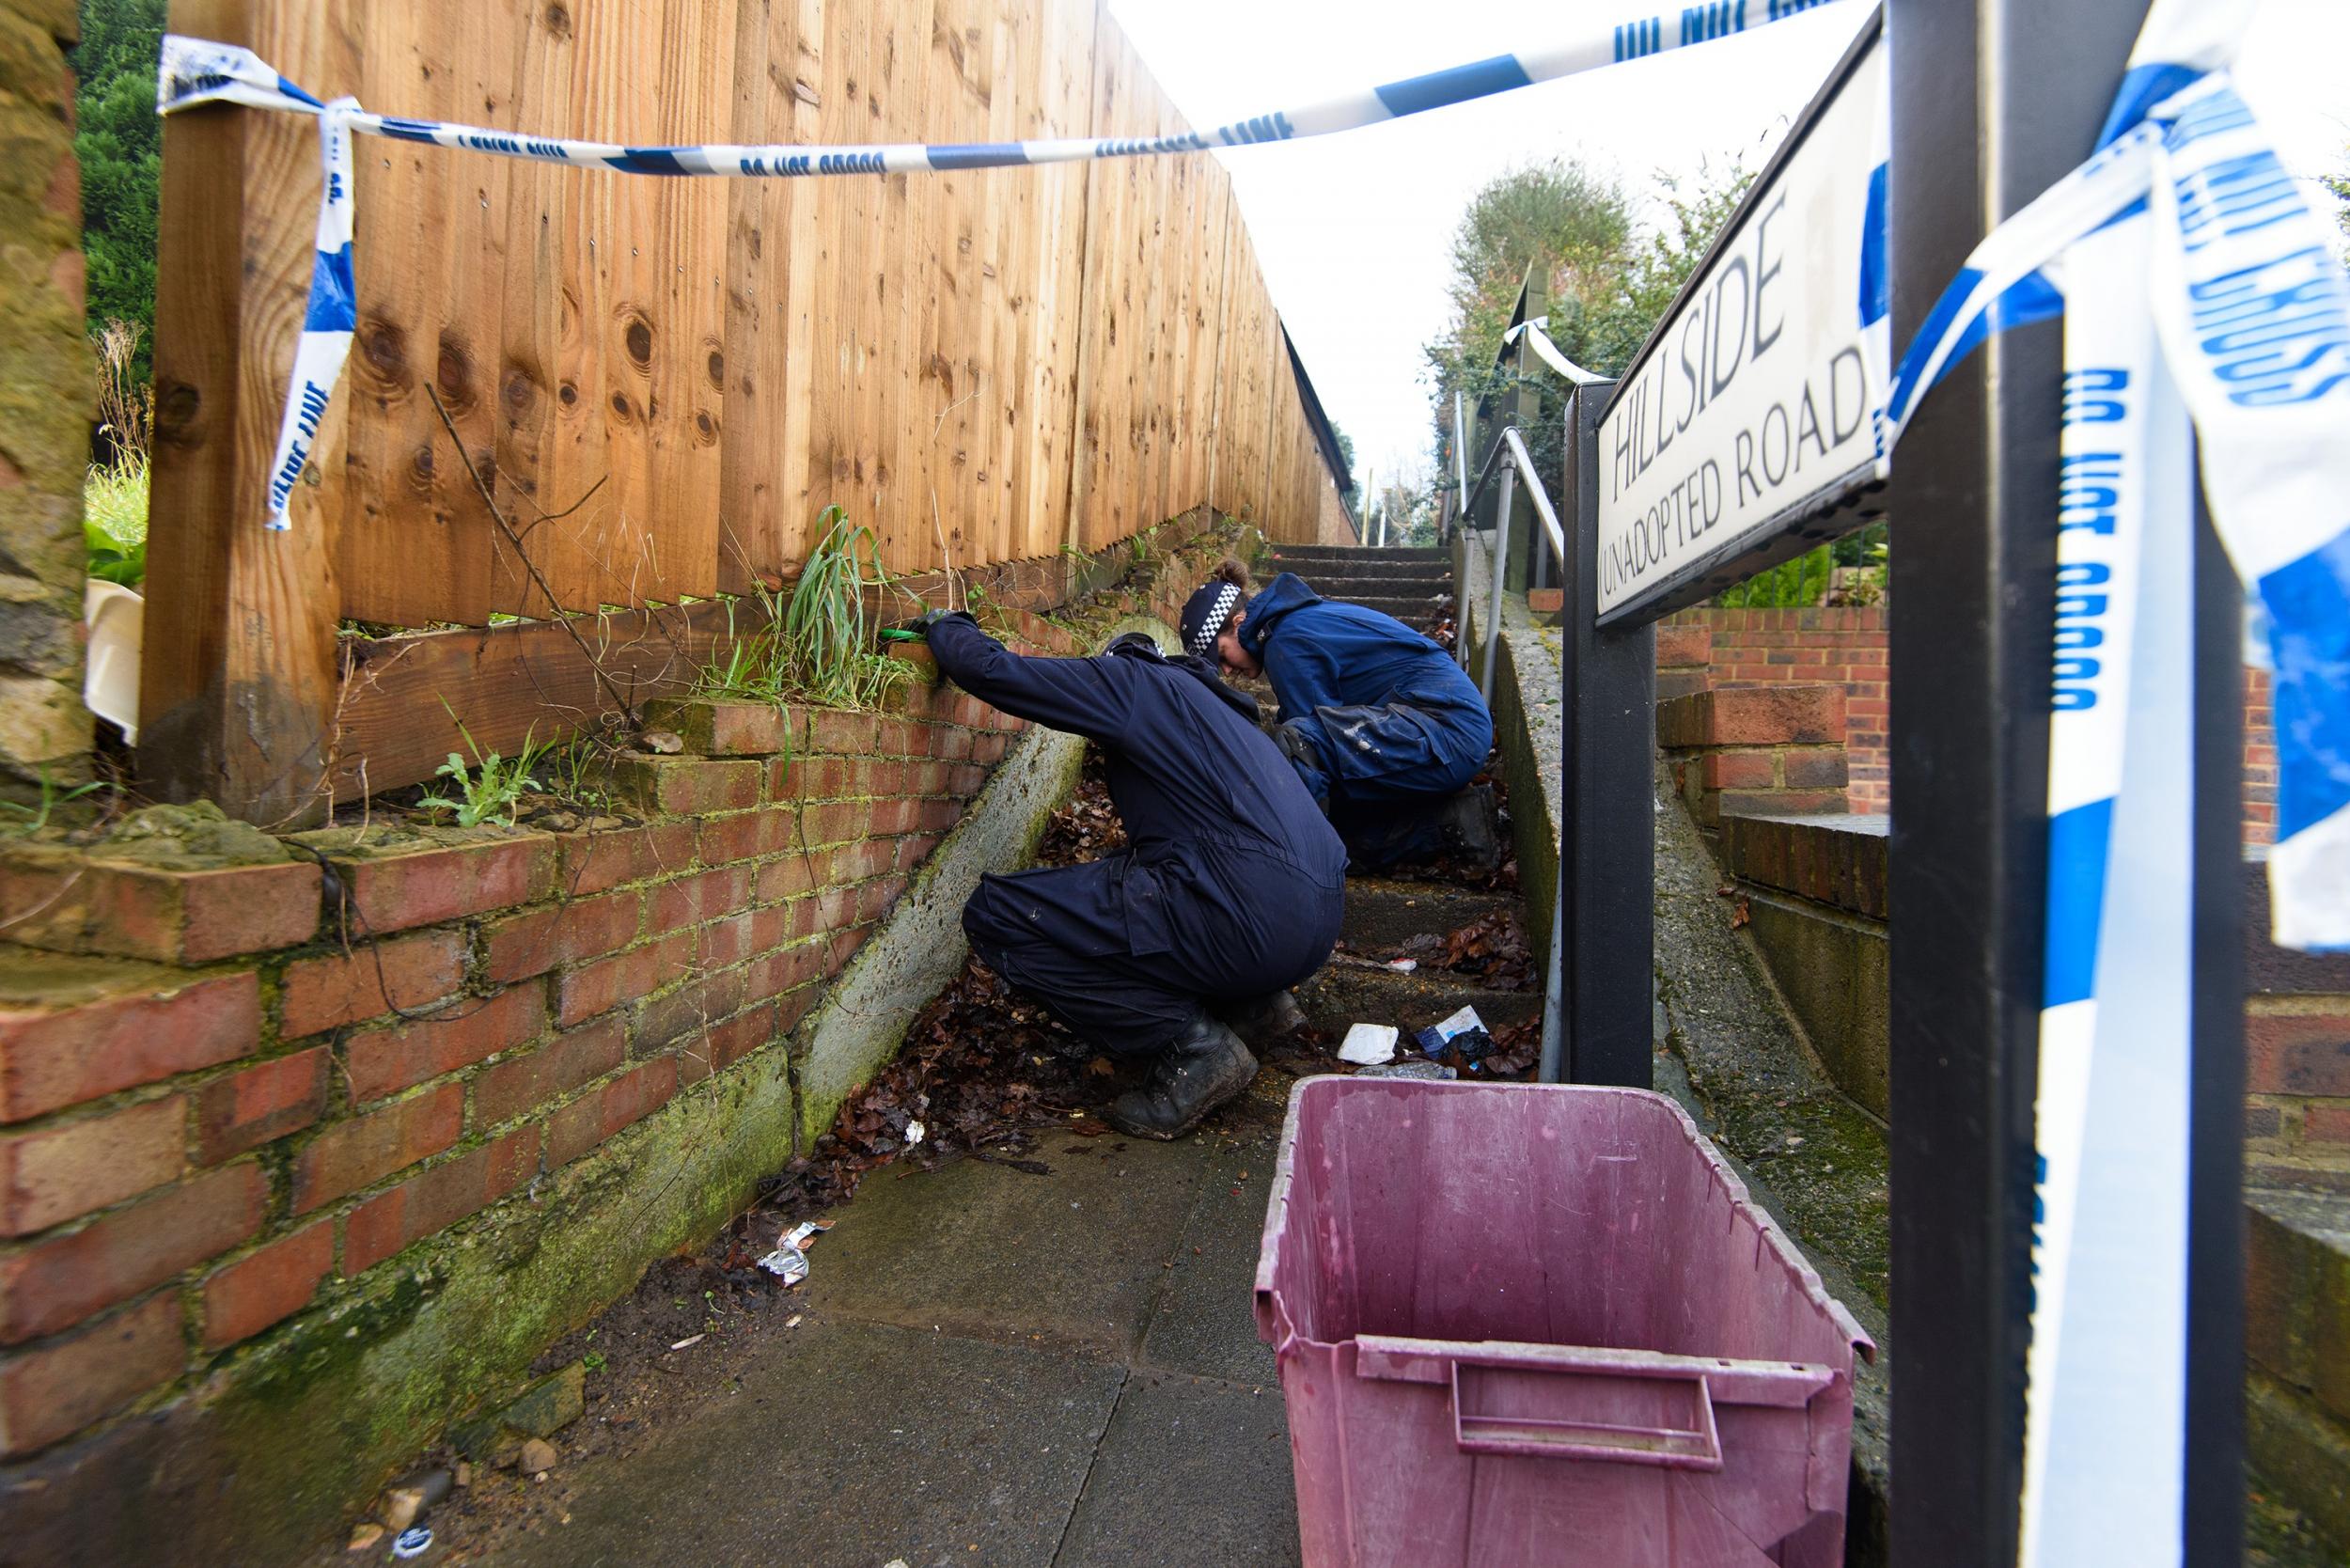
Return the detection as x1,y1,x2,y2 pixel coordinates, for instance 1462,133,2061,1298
426,385,639,729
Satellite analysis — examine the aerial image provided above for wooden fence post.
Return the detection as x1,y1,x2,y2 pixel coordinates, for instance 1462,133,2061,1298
141,1,348,826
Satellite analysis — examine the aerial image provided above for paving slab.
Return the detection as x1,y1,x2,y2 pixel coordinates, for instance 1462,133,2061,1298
803,1133,1215,1355
1053,1372,1300,1568
1139,1133,1282,1388
491,1316,1125,1568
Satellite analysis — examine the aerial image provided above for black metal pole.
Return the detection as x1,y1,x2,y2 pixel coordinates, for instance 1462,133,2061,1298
1885,2,2153,1563
1556,378,1653,1088
2186,490,2246,1564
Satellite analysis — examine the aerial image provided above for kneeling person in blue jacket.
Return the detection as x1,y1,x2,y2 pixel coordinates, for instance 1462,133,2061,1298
917,603,1347,1139
1186,560,1496,868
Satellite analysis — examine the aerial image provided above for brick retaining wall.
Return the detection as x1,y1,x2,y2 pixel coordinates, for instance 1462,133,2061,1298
1661,605,2278,838
0,541,1227,1560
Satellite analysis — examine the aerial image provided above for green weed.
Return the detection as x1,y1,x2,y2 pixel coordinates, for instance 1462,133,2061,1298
416,719,548,829
0,772,108,838
697,507,909,712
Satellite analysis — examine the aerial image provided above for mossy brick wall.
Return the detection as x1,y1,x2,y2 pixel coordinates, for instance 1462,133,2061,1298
0,0,93,794
0,693,1016,1448
0,528,1233,1564
0,535,1227,1563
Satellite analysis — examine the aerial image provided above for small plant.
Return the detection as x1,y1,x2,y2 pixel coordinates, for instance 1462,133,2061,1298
537,734,614,812
697,507,910,711
0,772,108,838
582,1351,607,1373
416,717,547,828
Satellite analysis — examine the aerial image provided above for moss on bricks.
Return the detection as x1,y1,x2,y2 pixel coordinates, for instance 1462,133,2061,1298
6,1054,797,1568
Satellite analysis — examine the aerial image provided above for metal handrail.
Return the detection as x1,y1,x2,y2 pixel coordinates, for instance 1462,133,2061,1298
1457,424,1570,701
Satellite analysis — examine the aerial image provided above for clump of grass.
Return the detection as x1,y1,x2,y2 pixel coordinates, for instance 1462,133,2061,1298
698,507,910,711
85,320,151,588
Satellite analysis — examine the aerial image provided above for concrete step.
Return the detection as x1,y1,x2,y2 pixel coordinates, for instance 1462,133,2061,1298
1294,958,1541,1041
1270,545,1447,567
1301,584,1450,611
1296,570,1449,594
1338,876,1516,950
1314,594,1451,622
1271,557,1449,580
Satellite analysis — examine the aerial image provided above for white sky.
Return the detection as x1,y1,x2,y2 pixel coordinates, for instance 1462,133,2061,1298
1105,0,2350,493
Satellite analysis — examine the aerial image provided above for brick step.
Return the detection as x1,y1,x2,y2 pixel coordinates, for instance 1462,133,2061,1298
1338,877,1515,951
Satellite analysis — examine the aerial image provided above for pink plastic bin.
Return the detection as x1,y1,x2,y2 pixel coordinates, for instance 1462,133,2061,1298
1255,1079,1872,1567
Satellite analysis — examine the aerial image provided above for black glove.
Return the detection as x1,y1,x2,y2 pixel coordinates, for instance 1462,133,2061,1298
1275,721,1323,771
899,607,964,638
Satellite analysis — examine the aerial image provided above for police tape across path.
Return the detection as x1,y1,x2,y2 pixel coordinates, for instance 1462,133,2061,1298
154,3,2343,969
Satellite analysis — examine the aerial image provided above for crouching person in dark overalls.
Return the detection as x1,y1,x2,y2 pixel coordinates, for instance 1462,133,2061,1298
1190,561,1496,869
916,603,1347,1139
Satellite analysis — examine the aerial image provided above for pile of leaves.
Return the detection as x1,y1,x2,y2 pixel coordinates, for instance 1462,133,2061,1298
1032,772,1126,865
756,770,1129,1217
756,961,1116,1217
1385,907,1535,991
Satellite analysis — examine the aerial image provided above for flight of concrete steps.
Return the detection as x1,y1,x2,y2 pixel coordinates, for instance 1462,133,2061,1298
1262,541,1454,633
1251,542,1540,1048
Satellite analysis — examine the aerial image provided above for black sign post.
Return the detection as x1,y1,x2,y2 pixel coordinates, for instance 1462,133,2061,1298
1885,1,2241,1564
1556,378,1655,1088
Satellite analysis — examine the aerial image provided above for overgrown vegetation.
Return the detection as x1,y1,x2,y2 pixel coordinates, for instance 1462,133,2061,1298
698,508,910,712
73,0,166,379
85,319,151,587
1423,157,1754,469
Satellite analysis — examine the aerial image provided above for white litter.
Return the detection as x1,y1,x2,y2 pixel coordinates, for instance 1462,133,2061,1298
1385,959,1418,973
755,1220,832,1286
1338,1023,1399,1066
905,1119,927,1146
667,1333,705,1351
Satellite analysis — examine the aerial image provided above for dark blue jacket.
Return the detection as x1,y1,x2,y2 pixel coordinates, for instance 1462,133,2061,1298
1240,573,1493,802
928,615,1346,990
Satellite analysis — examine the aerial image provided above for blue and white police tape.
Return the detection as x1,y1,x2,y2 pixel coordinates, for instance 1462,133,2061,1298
1872,63,2347,966
1500,317,1606,385
1853,0,2346,1559
160,5,1850,180
155,3,1853,534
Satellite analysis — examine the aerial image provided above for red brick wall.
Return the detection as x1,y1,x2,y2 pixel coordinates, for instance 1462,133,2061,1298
2245,665,2277,846
0,666,1054,1460
1664,607,2278,837
1660,608,1888,813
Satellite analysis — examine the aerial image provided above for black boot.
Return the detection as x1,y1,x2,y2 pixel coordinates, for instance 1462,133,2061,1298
1214,989,1307,1051
1106,1011,1259,1140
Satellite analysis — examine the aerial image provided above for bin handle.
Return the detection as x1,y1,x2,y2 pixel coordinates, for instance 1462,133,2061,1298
1448,1360,1722,1469
1354,1337,1840,1471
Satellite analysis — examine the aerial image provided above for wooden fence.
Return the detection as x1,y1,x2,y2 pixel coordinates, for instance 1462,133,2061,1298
141,0,1353,821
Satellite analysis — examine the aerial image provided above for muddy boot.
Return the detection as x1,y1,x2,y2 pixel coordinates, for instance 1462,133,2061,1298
1106,1011,1259,1140
1214,990,1307,1051
1436,784,1500,868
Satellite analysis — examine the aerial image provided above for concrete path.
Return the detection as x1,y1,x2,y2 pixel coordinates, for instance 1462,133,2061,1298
493,1110,1299,1568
